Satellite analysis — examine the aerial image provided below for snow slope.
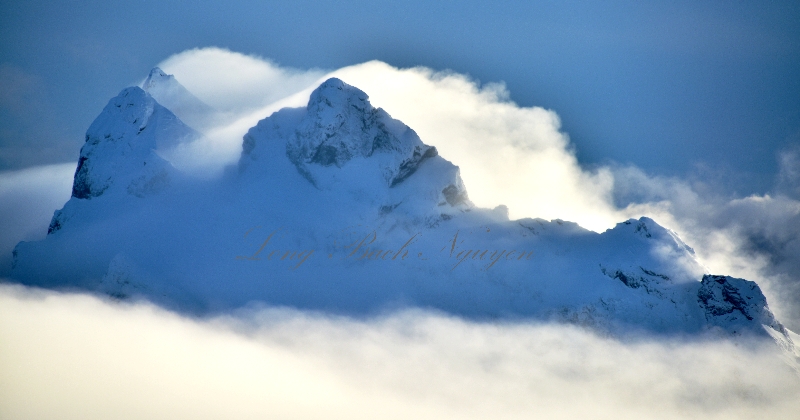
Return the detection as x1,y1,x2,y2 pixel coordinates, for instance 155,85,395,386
9,75,794,350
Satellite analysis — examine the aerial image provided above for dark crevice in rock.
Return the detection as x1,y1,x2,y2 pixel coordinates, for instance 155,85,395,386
640,267,670,281
442,183,468,206
47,210,62,234
71,156,92,199
390,146,438,187
311,144,346,167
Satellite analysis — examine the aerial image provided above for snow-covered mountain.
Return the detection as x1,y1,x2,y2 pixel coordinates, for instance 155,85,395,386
9,72,795,352
47,86,198,236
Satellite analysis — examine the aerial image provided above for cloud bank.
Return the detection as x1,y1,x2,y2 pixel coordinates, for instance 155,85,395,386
1,285,798,420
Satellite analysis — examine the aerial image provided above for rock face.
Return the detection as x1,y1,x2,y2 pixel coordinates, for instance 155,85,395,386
698,274,786,335
284,78,437,187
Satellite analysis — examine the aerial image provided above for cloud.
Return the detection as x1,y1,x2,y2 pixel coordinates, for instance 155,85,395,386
608,164,800,331
777,144,800,199
149,48,325,177
327,62,620,231
155,47,326,115
1,285,798,420
0,163,74,276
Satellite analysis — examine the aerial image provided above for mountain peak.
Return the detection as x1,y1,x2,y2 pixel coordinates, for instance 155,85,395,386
284,78,438,184
239,77,471,216
143,67,174,89
141,67,216,130
45,85,200,235
698,274,788,336
67,87,194,201
307,77,370,116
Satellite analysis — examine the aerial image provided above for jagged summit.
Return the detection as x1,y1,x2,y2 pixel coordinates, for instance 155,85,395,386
141,67,216,130
240,77,470,216
47,86,198,234
71,86,192,200
287,78,438,185
142,67,173,88
698,274,786,334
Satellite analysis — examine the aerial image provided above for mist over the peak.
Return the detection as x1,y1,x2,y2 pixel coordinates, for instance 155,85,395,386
155,47,326,116
2,3,799,415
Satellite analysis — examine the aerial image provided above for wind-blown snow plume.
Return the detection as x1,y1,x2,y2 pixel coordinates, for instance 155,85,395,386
327,62,619,231
155,47,325,115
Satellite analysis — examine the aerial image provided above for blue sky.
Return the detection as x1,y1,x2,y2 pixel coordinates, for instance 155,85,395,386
1,0,799,195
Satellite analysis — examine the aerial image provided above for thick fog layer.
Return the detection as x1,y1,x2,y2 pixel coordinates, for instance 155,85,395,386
1,285,798,420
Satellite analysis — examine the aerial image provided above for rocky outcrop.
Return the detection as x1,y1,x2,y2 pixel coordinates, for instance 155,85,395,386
282,78,441,188
698,274,788,337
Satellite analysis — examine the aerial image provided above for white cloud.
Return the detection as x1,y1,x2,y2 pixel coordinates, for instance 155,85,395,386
156,47,325,115
151,48,324,178
777,145,800,199
1,285,798,420
327,62,620,231
0,163,74,274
